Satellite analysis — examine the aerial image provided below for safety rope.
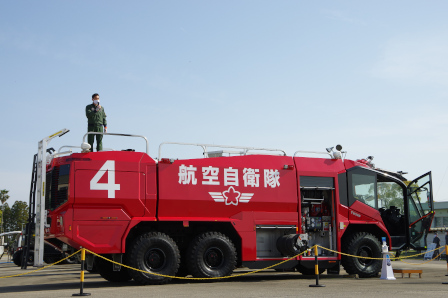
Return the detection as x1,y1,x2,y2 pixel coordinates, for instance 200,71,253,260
0,244,445,279
0,250,81,279
316,245,443,261
85,248,310,280
399,248,446,265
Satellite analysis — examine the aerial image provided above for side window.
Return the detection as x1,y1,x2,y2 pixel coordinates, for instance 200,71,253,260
377,178,404,212
352,173,376,208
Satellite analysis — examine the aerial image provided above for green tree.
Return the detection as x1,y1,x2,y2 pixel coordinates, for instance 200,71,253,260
2,203,11,232
0,189,10,233
2,201,28,233
4,201,28,232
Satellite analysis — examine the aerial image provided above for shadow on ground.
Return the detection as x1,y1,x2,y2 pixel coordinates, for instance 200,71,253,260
0,271,343,294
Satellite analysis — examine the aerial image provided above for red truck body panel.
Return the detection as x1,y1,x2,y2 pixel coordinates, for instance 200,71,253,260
44,151,391,259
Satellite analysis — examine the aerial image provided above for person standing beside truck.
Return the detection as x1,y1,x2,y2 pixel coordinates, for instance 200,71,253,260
433,233,441,260
445,231,448,259
86,93,107,151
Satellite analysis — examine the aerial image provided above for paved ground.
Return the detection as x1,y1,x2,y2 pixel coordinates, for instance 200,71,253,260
1,254,448,298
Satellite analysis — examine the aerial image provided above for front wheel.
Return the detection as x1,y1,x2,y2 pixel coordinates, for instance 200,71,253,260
187,231,237,278
128,232,180,285
341,232,382,278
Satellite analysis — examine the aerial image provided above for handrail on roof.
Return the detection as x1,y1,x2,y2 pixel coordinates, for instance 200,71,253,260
58,145,81,153
293,150,333,158
158,142,286,160
82,132,149,154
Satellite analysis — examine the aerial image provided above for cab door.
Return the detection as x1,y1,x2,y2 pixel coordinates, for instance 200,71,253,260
406,172,434,249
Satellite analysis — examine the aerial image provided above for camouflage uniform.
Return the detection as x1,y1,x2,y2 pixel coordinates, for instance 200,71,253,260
86,103,107,151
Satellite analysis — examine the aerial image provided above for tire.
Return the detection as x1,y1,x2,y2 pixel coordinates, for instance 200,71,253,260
13,250,33,267
12,250,22,266
96,256,132,282
296,264,325,275
341,232,382,278
187,231,237,278
176,250,190,277
128,232,180,285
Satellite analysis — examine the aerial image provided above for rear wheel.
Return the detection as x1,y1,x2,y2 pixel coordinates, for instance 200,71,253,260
96,256,132,282
341,232,382,277
187,231,236,278
128,232,180,285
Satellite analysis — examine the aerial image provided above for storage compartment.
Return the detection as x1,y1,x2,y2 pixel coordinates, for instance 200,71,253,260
256,225,296,258
300,176,337,256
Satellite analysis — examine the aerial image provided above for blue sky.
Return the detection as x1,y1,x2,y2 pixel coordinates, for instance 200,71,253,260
1,1,448,205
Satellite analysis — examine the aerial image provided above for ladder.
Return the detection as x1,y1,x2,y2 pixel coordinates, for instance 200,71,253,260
21,154,38,269
33,129,69,267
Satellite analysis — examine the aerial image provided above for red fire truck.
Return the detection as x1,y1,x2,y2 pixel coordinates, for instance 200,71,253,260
34,130,434,284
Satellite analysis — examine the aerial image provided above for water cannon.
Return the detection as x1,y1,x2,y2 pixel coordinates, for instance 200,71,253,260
326,144,345,159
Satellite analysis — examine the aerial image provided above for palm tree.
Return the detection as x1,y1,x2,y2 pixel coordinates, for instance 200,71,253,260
0,189,10,234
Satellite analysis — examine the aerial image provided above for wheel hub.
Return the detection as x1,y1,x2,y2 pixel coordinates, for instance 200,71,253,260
145,248,166,271
358,245,373,266
204,247,224,268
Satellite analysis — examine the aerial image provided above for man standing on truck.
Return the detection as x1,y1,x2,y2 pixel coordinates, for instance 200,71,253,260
86,93,107,151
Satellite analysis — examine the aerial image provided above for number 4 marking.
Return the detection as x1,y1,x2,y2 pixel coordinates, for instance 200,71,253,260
90,160,121,198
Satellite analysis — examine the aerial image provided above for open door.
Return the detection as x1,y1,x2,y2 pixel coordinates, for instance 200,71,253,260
407,172,434,250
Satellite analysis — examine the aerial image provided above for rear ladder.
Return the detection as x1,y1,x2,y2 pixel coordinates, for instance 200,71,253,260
21,154,37,269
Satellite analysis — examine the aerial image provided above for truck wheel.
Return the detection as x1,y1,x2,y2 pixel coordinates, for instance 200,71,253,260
187,231,237,278
341,232,382,278
96,256,132,282
128,232,180,285
12,250,23,266
296,264,325,275
12,250,33,266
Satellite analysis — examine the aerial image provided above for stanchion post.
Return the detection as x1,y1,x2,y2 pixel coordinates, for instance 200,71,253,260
445,245,448,277
73,248,91,296
444,245,448,284
309,245,325,288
